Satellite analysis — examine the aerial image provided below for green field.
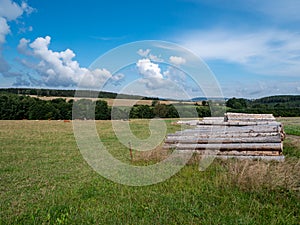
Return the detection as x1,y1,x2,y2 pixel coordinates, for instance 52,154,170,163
1,119,299,224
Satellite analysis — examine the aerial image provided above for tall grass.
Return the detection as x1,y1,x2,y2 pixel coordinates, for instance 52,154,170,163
218,159,300,191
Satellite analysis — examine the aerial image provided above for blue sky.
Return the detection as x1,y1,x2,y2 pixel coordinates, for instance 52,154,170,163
0,0,300,98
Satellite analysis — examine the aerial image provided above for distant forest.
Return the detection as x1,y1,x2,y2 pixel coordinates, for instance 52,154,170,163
226,96,300,116
0,88,159,100
0,88,299,120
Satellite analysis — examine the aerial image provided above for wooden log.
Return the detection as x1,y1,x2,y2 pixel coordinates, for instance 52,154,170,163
175,150,281,156
217,150,281,156
174,125,281,134
164,135,281,144
165,113,285,159
215,155,285,161
225,112,275,119
226,119,276,123
196,124,280,129
202,117,224,121
225,113,275,121
164,142,282,151
225,117,275,120
166,132,281,138
197,121,281,126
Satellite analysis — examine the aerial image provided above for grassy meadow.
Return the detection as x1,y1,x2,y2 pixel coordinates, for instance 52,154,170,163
0,119,299,224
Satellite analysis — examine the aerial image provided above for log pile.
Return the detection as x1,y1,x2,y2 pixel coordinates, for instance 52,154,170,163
164,113,285,160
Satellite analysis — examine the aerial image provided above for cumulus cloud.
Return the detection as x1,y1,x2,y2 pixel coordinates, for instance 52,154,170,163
17,37,31,55
136,49,201,98
19,36,123,88
169,56,186,66
135,58,191,96
137,59,163,80
0,0,33,77
178,28,300,76
136,58,164,88
136,58,174,89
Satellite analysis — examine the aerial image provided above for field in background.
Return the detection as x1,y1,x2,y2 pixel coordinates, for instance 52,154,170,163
278,117,300,136
0,119,299,224
27,95,200,106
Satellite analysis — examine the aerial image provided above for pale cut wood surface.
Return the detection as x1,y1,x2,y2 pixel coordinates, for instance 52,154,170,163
164,142,282,150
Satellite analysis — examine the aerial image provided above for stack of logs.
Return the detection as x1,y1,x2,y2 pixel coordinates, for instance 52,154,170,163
164,113,285,160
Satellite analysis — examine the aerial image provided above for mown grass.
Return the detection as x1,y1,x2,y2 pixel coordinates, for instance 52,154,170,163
0,119,299,224
278,117,300,158
278,117,300,136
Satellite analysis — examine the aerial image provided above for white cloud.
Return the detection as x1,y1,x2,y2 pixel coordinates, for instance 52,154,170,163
136,58,163,80
0,17,10,44
136,58,173,89
137,48,163,62
135,58,193,97
19,36,123,88
178,28,300,76
17,37,32,55
0,0,32,44
149,53,163,62
169,56,186,66
0,0,33,77
137,48,151,57
20,1,35,15
110,73,124,82
0,0,33,22
0,0,23,21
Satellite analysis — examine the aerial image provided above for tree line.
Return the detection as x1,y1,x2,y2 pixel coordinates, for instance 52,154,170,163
226,97,300,117
0,88,159,100
1,93,299,120
0,93,211,120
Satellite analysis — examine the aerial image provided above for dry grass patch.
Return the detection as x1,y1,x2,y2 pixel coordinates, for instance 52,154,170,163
218,158,300,192
133,146,171,163
135,148,300,192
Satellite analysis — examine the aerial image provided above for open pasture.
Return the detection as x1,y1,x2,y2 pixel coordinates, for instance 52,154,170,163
0,119,299,224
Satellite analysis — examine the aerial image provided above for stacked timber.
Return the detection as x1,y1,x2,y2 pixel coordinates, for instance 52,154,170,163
164,113,285,160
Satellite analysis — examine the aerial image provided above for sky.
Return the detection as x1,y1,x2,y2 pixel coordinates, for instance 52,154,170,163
0,0,300,99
